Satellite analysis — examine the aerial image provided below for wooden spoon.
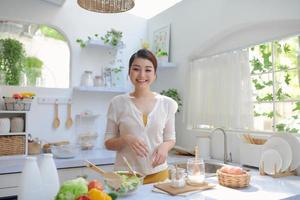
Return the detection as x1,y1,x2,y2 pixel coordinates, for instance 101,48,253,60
53,102,60,128
85,160,122,188
122,156,137,176
65,102,73,128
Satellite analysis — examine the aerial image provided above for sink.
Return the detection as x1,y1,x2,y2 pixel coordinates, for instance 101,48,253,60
174,161,225,177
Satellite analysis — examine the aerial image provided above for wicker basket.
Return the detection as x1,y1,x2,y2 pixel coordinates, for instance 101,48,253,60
3,97,33,111
217,169,251,188
0,135,26,156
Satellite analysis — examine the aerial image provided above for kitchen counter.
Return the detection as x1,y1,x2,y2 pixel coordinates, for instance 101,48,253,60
117,171,300,200
0,148,191,174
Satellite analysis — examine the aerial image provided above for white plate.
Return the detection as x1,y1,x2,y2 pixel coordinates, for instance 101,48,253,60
260,148,282,175
273,133,300,170
263,137,292,172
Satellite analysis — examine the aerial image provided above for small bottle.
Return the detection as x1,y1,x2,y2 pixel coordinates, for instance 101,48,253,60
19,157,43,200
39,154,60,200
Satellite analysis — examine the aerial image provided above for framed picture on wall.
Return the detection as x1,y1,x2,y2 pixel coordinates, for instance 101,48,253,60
152,24,170,62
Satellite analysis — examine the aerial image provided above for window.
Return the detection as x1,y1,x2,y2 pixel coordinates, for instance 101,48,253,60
187,35,300,134
0,21,70,88
250,35,300,133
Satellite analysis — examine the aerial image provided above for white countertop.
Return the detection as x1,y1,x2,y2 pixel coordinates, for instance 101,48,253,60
119,172,300,200
0,148,191,174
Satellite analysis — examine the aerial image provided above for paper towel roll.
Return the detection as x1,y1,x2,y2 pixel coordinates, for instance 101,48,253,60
196,137,210,159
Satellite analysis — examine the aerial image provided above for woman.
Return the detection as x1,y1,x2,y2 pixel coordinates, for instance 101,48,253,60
104,49,178,184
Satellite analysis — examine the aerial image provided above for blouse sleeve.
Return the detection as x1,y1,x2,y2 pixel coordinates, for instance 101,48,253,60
104,101,119,141
163,98,178,141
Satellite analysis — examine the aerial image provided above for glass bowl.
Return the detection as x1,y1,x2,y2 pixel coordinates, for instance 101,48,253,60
50,144,79,159
104,171,144,196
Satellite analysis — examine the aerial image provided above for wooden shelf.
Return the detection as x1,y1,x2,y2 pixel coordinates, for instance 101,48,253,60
74,86,128,93
0,132,26,136
86,40,125,49
0,110,28,114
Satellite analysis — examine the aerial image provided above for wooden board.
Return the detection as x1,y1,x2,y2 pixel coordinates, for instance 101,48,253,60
154,182,215,196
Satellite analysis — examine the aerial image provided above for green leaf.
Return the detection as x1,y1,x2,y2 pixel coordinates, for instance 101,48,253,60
276,123,286,132
292,102,300,111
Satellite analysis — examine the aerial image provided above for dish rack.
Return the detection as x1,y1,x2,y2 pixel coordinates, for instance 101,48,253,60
259,162,296,178
217,169,251,188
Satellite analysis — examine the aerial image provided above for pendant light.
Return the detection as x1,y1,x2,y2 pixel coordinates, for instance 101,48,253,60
77,0,135,13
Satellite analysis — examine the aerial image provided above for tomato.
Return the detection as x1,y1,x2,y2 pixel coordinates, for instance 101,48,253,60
88,179,104,191
76,195,92,200
13,93,23,99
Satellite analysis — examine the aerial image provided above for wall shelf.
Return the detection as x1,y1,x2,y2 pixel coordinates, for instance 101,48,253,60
74,86,128,93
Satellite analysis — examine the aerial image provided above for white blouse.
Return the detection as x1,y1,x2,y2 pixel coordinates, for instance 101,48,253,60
105,93,178,175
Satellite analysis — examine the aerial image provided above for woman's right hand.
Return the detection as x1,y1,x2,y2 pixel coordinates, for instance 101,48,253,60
122,134,149,157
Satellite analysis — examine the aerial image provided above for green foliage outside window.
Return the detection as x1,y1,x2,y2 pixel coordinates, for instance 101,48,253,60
250,36,300,134
24,56,43,86
39,25,66,41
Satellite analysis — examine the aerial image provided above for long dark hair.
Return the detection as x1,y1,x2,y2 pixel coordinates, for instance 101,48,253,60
128,49,157,74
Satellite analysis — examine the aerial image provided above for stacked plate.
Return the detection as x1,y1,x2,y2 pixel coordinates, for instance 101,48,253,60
260,134,300,175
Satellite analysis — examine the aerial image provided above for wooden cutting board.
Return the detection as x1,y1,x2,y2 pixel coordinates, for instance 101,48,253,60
154,181,215,196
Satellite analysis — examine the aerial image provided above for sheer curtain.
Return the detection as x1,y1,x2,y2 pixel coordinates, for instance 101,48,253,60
186,50,253,130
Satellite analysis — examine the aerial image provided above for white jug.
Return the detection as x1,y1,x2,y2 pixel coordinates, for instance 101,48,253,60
19,157,44,200
39,154,60,200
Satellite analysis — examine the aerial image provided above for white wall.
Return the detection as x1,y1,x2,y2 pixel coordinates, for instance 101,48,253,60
148,0,300,161
0,0,147,147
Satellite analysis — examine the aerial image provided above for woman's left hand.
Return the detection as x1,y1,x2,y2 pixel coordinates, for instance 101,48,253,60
152,143,169,167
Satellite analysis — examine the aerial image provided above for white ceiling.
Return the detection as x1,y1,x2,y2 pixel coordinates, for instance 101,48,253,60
40,0,182,19
128,0,183,19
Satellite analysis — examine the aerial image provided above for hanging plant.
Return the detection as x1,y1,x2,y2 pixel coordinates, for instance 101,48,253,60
0,38,26,85
76,29,123,48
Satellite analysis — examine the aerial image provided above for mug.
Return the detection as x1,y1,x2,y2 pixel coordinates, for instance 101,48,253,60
0,118,10,134
10,117,25,132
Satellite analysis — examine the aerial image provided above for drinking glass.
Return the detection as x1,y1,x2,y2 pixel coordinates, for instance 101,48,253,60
187,158,205,184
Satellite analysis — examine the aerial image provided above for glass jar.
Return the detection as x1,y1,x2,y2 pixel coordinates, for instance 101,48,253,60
81,70,94,87
187,158,205,184
170,167,186,188
94,75,103,87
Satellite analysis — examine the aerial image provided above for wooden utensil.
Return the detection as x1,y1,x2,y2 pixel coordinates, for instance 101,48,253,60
65,101,73,128
53,102,60,128
85,160,122,188
122,156,137,176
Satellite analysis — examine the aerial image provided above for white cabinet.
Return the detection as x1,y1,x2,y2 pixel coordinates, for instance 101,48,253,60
0,164,114,197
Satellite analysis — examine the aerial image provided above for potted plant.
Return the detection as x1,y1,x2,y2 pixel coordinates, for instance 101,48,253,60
156,49,168,64
160,88,183,112
0,38,26,85
101,28,123,47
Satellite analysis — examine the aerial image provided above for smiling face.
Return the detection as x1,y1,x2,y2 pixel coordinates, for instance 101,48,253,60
129,57,156,90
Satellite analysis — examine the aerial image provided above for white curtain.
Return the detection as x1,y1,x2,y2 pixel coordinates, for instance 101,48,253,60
186,50,253,130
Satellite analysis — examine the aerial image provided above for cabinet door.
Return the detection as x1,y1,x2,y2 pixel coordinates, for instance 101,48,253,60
0,173,20,197
57,168,83,184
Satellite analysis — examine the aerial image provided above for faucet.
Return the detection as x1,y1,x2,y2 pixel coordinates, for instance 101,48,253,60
211,127,228,164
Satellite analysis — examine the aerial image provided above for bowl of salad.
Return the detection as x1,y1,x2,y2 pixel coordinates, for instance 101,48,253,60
104,171,144,196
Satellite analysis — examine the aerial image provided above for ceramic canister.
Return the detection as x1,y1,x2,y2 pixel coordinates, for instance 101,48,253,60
0,118,10,134
10,117,25,132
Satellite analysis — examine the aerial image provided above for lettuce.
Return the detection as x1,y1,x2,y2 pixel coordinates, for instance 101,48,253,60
55,177,88,200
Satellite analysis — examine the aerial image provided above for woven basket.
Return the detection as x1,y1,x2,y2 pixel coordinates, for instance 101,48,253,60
217,169,251,188
3,96,33,111
0,135,26,156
